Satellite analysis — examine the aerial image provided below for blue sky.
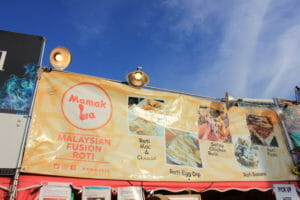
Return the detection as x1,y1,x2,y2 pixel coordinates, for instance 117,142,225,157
1,0,300,100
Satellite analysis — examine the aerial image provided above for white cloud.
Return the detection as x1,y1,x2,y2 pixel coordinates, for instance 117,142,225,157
161,0,300,99
210,0,271,98
162,0,227,37
60,0,300,100
263,24,300,98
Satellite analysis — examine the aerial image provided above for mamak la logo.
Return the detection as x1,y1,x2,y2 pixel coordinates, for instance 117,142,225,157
61,82,112,130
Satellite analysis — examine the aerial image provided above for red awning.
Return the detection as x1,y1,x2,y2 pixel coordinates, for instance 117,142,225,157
0,174,299,199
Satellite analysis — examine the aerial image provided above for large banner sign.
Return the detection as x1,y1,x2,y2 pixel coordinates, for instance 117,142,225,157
21,71,297,181
0,30,45,114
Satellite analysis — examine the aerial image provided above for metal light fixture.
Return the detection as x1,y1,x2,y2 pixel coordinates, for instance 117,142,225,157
126,67,150,87
223,92,274,109
49,46,72,70
224,92,237,109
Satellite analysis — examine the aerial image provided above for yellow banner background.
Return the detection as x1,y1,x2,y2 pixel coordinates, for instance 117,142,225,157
21,71,297,181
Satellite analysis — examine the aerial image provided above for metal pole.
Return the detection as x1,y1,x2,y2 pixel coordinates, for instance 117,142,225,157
241,98,274,104
273,98,298,166
8,39,46,200
8,68,43,200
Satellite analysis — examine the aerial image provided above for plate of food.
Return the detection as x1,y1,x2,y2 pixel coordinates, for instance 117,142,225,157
166,128,202,168
129,116,164,136
246,114,278,147
234,137,259,169
198,106,231,143
128,98,165,125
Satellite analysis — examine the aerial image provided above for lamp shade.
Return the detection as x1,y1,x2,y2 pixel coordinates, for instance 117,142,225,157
126,68,150,87
224,92,236,109
49,47,72,70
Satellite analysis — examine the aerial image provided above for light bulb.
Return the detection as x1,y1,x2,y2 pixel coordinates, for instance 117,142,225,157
134,72,143,80
54,53,63,62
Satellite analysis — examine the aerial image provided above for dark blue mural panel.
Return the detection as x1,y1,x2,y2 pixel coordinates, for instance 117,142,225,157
0,30,45,114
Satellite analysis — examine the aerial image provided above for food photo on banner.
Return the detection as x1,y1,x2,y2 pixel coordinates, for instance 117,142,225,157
20,70,297,183
197,105,231,143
